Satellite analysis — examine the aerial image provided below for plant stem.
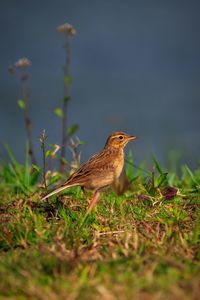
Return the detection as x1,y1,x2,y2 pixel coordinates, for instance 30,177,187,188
20,68,37,165
60,33,71,172
40,130,47,188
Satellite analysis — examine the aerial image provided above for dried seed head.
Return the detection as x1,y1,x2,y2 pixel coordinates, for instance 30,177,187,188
56,22,76,37
15,57,32,68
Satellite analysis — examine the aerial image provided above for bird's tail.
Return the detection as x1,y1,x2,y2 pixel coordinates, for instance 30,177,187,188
41,183,79,201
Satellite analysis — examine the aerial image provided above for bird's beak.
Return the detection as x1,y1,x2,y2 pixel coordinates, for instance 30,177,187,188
128,135,137,141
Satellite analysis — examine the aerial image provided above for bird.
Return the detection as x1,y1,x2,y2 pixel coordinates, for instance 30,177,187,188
41,131,137,214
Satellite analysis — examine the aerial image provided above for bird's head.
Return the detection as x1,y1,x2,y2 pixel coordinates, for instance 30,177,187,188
104,131,137,149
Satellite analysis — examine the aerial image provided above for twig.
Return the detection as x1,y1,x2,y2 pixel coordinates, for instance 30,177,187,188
96,230,125,236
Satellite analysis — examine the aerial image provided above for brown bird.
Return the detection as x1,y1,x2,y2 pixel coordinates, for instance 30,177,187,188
42,132,136,214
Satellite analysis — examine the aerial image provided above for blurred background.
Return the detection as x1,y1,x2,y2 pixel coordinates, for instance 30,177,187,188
0,0,200,169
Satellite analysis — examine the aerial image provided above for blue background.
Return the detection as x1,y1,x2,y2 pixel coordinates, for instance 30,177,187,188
1,0,200,169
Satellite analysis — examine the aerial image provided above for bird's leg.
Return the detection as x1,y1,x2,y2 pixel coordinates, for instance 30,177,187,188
86,190,101,215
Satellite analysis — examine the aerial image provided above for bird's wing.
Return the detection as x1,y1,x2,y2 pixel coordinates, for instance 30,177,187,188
63,148,116,186
41,148,117,200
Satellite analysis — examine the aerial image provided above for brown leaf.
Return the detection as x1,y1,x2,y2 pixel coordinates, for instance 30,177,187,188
160,186,178,200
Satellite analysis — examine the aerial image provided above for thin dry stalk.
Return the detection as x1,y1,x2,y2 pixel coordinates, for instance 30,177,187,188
68,137,81,174
15,58,36,165
60,33,70,172
39,130,47,188
57,22,76,172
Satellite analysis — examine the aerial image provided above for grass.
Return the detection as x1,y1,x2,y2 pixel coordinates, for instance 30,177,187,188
0,152,200,300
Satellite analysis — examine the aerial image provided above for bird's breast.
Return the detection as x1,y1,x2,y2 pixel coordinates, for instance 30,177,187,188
113,150,124,179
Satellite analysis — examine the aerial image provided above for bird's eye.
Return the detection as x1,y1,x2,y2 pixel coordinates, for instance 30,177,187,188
118,135,124,140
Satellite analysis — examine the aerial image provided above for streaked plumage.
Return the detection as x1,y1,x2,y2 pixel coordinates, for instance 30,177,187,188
42,131,136,214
